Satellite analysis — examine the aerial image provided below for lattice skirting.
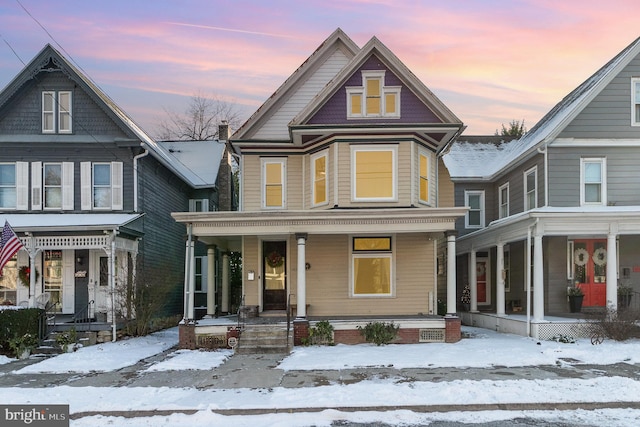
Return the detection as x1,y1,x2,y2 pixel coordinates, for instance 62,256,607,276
534,322,593,340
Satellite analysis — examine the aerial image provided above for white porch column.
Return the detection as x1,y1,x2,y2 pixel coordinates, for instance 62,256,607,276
187,239,196,320
606,231,618,310
496,242,505,316
222,252,230,314
446,231,457,316
182,228,192,321
533,231,544,321
206,246,216,317
469,250,478,312
296,233,307,318
110,232,117,342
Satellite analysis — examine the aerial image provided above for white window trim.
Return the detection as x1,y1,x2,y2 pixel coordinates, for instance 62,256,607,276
58,91,72,134
580,157,606,206
498,182,509,219
189,199,210,212
310,150,329,207
42,91,55,133
524,166,537,211
346,70,401,119
194,256,208,293
631,78,640,126
0,163,17,210
350,235,395,298
465,190,485,229
92,162,112,210
261,157,287,209
350,145,398,202
418,149,432,205
80,161,123,210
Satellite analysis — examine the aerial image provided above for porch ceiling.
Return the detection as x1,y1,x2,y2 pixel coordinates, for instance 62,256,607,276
173,207,467,237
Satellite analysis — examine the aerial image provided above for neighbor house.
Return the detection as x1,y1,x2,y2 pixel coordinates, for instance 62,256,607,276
0,44,231,341
443,37,640,340
173,28,468,349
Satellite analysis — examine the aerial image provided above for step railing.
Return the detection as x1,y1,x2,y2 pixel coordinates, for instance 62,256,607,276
72,300,95,331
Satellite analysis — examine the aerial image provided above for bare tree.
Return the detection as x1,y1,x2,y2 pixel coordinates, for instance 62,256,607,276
157,91,244,141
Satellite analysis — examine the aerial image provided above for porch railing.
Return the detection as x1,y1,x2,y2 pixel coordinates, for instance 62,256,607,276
72,300,95,331
286,293,294,347
236,295,246,331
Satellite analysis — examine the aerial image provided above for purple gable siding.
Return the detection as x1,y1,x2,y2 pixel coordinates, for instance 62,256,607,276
308,55,442,125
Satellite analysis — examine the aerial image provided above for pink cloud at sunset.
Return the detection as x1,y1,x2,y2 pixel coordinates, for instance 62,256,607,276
1,0,640,137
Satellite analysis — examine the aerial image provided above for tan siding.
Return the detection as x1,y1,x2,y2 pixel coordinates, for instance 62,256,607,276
242,156,262,211
307,148,334,210
287,156,304,210
438,158,455,207
242,236,260,306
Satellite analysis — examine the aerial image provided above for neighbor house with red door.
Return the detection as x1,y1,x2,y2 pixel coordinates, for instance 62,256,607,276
443,37,640,340
173,28,468,350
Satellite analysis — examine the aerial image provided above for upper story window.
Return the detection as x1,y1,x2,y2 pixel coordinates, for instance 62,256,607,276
261,158,286,209
311,151,328,206
80,162,123,210
0,164,16,209
418,150,431,204
581,158,606,205
499,183,509,219
351,145,397,202
351,236,393,297
42,91,72,134
31,162,73,210
346,71,401,119
465,190,485,229
632,78,640,126
44,163,62,209
524,166,537,211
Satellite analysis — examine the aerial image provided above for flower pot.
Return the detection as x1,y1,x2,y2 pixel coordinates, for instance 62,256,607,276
19,349,31,360
569,295,584,313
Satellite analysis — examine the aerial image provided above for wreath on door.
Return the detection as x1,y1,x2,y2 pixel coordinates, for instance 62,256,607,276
593,248,607,266
266,251,284,268
574,248,589,267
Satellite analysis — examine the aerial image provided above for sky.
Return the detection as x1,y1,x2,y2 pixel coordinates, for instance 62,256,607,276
1,1,640,138
3,326,640,426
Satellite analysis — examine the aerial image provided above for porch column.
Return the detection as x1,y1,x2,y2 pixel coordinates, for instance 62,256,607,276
296,233,307,318
446,231,457,316
496,242,505,316
206,246,216,317
606,230,618,310
188,239,196,320
469,249,478,312
533,231,544,321
222,252,230,314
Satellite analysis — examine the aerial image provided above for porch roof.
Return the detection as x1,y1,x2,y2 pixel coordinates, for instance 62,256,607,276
2,213,144,235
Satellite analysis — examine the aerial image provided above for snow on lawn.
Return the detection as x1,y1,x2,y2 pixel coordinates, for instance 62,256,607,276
15,327,179,374
144,348,232,372
279,326,640,370
0,355,13,365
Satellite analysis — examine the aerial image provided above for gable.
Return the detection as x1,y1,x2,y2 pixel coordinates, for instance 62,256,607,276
308,54,442,125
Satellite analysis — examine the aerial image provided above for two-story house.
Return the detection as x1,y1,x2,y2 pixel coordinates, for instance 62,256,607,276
173,28,468,348
0,44,230,341
443,37,640,340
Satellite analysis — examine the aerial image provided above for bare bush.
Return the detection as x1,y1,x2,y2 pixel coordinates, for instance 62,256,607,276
591,306,640,341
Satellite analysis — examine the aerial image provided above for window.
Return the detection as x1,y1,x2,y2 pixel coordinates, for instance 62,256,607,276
352,237,393,296
189,199,210,212
80,162,123,210
43,163,62,209
0,164,16,209
632,78,640,126
194,256,207,292
580,158,606,205
31,162,73,210
311,151,328,206
42,91,72,133
465,190,485,229
418,150,431,204
347,71,400,118
0,256,17,305
351,145,397,201
261,158,286,209
524,167,537,210
499,183,509,219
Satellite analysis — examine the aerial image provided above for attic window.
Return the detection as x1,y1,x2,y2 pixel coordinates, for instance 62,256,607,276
42,90,72,134
346,71,400,119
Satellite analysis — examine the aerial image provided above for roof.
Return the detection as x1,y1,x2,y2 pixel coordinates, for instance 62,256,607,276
2,213,144,233
156,140,227,188
444,37,640,180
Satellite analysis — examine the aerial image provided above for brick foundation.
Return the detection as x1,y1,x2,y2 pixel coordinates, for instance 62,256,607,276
178,323,196,350
444,316,461,343
293,319,309,345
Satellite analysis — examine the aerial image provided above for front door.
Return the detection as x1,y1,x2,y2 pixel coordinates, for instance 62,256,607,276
476,258,491,305
263,241,286,310
572,239,607,307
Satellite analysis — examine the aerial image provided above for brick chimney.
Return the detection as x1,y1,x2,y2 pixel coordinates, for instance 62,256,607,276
218,120,230,141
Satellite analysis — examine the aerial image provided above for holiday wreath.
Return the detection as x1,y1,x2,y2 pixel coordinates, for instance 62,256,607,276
266,251,284,268
18,266,39,287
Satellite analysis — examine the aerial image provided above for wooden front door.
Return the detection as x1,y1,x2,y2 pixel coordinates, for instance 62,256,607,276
572,240,607,307
476,258,490,305
263,241,286,310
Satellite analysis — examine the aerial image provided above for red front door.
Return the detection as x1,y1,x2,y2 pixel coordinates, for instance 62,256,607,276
572,240,607,307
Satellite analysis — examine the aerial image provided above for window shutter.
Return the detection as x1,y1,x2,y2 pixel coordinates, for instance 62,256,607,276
111,162,123,210
16,162,29,210
80,162,92,210
62,162,74,210
31,161,42,210
189,199,195,212
201,199,209,212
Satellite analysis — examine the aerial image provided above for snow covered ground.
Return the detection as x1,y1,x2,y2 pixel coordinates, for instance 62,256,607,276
2,326,640,426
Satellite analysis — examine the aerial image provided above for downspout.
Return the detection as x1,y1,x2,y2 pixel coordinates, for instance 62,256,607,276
110,230,117,342
133,148,150,213
537,144,549,207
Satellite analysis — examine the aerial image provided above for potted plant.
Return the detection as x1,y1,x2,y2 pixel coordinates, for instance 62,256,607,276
567,285,584,313
9,333,38,359
618,284,633,310
55,328,78,353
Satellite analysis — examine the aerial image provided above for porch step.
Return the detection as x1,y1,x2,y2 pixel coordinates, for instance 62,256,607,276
236,324,292,354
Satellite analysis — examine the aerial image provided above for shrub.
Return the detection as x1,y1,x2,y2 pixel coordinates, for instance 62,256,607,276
9,332,38,357
55,328,78,352
357,321,399,346
0,308,41,355
308,320,334,346
592,306,640,341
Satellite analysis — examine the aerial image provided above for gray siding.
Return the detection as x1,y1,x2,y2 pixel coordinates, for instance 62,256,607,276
559,56,640,139
454,183,493,236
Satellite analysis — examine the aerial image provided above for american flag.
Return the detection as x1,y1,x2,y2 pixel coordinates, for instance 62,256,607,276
0,221,24,272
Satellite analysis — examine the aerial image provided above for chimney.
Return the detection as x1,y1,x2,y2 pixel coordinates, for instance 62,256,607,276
218,120,230,141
